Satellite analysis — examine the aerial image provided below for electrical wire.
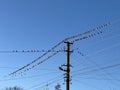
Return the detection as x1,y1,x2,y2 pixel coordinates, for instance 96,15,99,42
74,76,120,81
9,50,60,76
73,78,104,90
0,49,65,53
6,21,112,77
27,75,63,90
71,63,120,78
0,72,59,82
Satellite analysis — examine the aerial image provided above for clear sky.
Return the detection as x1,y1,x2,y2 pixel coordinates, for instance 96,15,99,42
0,0,120,90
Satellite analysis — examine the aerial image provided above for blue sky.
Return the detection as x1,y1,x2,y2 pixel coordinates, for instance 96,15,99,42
0,0,120,90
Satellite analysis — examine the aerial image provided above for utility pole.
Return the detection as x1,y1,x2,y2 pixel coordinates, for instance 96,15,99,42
59,42,72,90
65,42,71,90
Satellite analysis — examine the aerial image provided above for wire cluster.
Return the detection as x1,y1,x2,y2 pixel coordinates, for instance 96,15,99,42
7,21,111,77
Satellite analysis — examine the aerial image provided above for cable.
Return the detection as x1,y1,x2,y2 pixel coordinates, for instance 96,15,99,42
0,49,65,53
72,41,120,67
9,50,60,76
72,63,120,77
0,67,18,69
7,21,111,77
27,75,63,90
0,72,59,82
73,78,104,90
74,76,120,81
71,30,103,43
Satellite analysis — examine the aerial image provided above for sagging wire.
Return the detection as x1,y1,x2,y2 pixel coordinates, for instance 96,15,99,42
7,21,111,77
71,62,120,81
27,75,63,90
0,49,65,53
9,50,60,77
0,71,59,82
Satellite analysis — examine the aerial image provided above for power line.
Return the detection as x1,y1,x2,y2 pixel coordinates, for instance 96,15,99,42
0,67,18,69
7,21,111,77
73,78,104,90
74,76,120,81
1,19,120,90
0,49,65,53
9,50,60,76
0,72,59,82
71,31,103,43
27,75,63,90
71,63,120,77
